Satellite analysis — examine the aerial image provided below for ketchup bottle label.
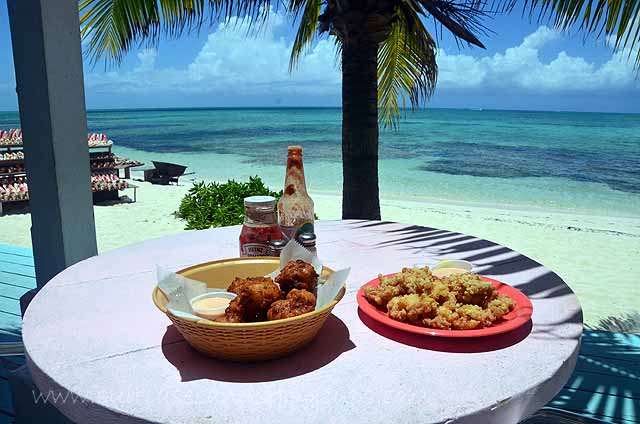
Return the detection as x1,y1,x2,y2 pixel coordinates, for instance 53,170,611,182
240,243,270,257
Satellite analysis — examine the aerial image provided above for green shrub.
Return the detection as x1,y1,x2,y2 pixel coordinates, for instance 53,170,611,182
176,176,282,230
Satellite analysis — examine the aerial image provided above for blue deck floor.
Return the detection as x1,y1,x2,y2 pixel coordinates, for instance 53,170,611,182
551,331,639,423
0,244,34,423
0,243,637,423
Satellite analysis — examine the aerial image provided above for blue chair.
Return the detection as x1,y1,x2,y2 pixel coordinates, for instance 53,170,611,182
0,342,24,356
520,407,613,423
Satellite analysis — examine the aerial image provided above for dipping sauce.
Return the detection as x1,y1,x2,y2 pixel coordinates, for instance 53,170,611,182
190,292,237,320
192,297,231,310
432,268,470,279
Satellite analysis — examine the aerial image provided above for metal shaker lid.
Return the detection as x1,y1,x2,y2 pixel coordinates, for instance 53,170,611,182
269,239,288,249
297,232,316,246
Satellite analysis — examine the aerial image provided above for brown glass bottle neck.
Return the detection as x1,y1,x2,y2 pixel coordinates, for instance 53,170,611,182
284,154,308,194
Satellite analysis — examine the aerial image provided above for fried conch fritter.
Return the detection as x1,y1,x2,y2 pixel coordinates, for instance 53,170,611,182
227,276,273,294
267,288,316,321
216,261,322,323
275,260,319,294
219,277,282,322
364,267,515,330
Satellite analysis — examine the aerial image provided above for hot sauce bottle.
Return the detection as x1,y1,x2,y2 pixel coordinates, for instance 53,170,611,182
278,146,315,240
239,196,284,257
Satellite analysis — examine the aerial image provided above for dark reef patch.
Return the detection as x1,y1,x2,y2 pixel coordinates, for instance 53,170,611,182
419,141,640,194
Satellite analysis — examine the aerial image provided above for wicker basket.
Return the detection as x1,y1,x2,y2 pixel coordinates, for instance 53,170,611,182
152,257,346,362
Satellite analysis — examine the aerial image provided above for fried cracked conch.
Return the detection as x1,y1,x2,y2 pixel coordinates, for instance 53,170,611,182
364,267,515,330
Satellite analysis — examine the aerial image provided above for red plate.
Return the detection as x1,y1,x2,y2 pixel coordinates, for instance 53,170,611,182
357,274,533,338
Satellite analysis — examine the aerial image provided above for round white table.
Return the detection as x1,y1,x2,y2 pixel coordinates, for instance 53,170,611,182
23,220,582,424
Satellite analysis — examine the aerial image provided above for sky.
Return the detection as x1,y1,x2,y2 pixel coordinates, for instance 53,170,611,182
0,4,639,113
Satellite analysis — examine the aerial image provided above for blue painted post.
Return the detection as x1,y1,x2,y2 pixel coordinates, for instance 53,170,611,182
7,0,98,311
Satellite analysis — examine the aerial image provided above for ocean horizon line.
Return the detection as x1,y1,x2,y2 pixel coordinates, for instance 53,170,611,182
1,106,639,116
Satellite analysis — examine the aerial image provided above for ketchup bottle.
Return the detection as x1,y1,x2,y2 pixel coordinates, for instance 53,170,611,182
239,196,284,257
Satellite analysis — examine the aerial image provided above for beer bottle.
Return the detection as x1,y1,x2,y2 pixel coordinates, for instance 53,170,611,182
278,146,314,240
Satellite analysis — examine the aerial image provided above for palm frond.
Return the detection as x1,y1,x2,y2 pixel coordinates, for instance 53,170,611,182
333,36,343,69
288,0,312,16
416,0,490,48
288,0,322,71
80,0,162,65
500,0,640,68
378,5,438,128
159,0,206,38
80,0,272,65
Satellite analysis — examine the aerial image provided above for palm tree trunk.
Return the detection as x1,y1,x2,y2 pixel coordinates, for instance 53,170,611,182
341,38,381,220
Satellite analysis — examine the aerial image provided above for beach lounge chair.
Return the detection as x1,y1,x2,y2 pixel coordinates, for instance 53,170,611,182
143,161,193,185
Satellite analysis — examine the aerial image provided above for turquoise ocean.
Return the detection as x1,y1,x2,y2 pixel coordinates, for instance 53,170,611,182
1,107,639,217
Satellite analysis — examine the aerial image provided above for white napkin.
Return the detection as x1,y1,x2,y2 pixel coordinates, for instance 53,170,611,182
266,240,322,278
156,242,350,319
157,266,225,321
267,241,350,309
316,267,350,309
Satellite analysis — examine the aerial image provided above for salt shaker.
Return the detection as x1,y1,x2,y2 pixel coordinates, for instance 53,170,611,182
268,239,288,257
297,232,317,255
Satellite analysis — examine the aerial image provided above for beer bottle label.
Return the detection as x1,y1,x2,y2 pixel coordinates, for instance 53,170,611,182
280,226,298,240
281,221,314,240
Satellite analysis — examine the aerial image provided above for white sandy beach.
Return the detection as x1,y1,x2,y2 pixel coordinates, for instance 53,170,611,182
0,180,638,326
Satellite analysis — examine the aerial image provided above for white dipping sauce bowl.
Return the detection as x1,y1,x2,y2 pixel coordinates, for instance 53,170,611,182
431,259,474,278
190,292,237,321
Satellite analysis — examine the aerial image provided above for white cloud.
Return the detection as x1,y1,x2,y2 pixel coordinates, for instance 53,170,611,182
521,26,559,49
83,15,638,101
134,48,157,72
86,10,340,97
437,26,639,92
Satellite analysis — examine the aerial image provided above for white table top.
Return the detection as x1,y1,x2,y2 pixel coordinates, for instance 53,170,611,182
23,220,582,424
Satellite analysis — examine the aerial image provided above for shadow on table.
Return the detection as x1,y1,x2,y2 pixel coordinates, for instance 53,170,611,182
358,308,532,352
161,314,355,383
350,221,584,344
349,221,579,302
